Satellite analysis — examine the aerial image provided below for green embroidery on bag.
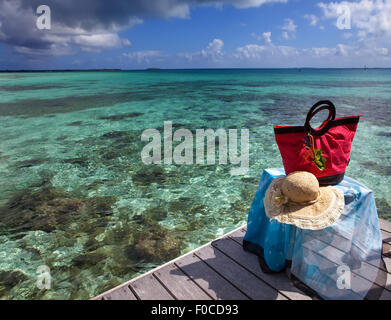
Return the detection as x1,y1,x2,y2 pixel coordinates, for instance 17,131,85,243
304,134,327,171
314,148,327,171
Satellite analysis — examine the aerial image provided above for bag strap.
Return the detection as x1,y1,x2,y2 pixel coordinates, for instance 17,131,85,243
304,100,336,136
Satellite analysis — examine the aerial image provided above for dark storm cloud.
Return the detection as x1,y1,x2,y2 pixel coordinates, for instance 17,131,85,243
18,0,185,31
0,0,285,56
17,0,285,29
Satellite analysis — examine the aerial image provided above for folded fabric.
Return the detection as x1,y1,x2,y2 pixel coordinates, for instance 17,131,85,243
243,168,385,300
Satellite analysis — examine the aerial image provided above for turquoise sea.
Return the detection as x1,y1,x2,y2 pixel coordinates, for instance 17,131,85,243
0,69,390,299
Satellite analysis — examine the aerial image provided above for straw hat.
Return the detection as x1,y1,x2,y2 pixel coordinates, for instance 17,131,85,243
264,171,344,230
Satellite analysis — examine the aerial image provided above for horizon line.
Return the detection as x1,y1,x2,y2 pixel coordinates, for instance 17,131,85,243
1,67,391,72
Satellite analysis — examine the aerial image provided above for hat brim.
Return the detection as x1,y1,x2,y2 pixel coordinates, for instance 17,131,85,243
264,177,344,230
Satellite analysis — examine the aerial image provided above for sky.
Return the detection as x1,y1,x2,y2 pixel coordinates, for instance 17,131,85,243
0,0,390,69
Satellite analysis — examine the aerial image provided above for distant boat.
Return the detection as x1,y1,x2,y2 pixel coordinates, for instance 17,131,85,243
364,65,368,70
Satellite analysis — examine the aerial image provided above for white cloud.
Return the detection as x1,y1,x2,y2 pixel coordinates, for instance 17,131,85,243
280,18,297,39
281,18,297,32
318,0,391,42
263,32,272,44
304,47,337,57
226,0,288,8
122,39,132,46
317,0,391,65
125,37,390,68
278,45,299,57
250,32,261,40
180,39,225,64
304,14,318,26
234,40,389,67
235,44,268,59
73,34,131,52
122,50,164,64
235,42,298,61
251,31,272,44
343,32,353,39
203,38,224,55
281,31,289,40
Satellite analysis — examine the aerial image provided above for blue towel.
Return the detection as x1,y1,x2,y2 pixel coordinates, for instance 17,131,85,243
243,168,384,300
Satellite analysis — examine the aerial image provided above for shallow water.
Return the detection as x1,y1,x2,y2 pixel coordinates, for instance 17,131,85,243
0,69,390,299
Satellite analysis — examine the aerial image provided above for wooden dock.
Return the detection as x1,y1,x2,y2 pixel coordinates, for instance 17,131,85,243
93,219,391,300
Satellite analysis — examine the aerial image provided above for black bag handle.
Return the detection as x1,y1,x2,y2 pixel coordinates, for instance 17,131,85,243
304,100,336,136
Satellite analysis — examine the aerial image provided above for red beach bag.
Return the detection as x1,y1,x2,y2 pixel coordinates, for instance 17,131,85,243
274,100,362,185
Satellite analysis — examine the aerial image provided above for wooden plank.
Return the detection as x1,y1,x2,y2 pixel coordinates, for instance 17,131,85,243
102,285,137,300
382,229,391,244
384,255,391,272
215,232,311,300
380,219,391,233
223,227,247,241
228,228,248,242
382,229,391,257
175,252,249,300
382,258,391,298
379,288,391,300
380,291,391,300
195,244,287,300
383,243,391,257
382,258,391,293
130,274,174,300
379,230,391,300
153,263,212,300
